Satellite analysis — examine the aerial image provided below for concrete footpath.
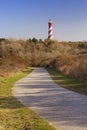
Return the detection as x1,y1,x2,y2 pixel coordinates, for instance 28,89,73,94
13,67,87,130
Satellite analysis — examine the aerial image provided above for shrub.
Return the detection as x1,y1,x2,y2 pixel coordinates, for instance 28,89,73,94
0,39,87,79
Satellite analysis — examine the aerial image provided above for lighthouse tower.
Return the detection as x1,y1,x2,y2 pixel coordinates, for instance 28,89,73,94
48,19,53,40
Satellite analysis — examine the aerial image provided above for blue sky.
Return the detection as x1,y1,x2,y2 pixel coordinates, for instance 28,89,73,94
0,0,87,41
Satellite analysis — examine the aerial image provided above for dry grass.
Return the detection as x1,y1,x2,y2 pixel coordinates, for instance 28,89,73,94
47,67,87,95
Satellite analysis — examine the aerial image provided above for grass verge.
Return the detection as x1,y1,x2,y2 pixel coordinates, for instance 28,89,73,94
47,67,87,95
0,68,56,130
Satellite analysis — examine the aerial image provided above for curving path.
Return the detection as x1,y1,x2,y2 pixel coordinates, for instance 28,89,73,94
13,67,87,130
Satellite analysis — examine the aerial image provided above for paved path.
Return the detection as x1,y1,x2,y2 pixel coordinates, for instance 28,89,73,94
13,67,87,130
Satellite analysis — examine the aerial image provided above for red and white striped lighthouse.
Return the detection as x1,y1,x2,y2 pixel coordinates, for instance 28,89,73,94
48,19,53,40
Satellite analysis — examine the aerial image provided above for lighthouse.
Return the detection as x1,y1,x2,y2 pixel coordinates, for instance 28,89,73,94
48,19,53,40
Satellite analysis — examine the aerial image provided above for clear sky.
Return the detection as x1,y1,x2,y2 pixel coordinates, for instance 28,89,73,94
0,0,87,41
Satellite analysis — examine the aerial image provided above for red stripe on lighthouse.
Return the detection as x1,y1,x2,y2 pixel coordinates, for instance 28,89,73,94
48,19,53,39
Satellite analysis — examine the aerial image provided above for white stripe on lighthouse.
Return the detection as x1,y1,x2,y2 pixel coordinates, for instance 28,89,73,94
49,26,52,30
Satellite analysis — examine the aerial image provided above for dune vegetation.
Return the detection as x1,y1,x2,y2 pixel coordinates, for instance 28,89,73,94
0,38,87,79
